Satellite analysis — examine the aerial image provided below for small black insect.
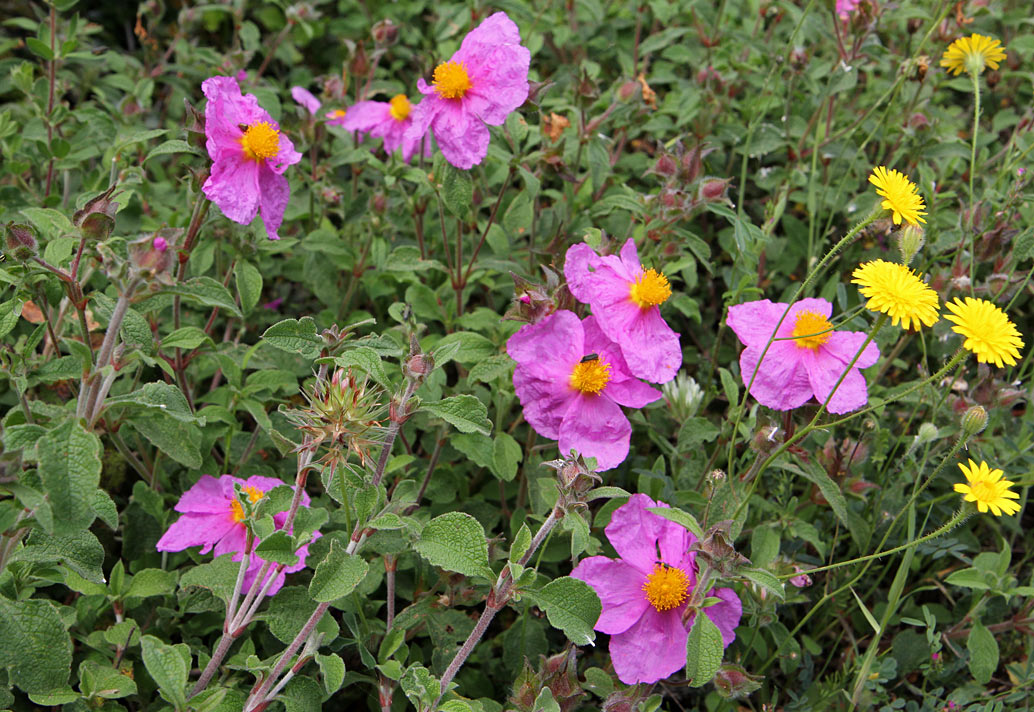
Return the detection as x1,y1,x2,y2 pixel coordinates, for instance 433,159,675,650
580,353,599,363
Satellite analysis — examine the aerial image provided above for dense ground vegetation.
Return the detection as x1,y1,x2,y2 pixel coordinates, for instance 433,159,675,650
1,0,1033,710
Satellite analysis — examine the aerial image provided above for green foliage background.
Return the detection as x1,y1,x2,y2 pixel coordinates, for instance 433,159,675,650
0,0,1033,710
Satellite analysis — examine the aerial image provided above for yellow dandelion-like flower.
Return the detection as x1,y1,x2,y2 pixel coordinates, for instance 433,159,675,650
851,260,940,330
940,34,1007,77
954,459,1021,516
944,297,1024,367
869,166,927,226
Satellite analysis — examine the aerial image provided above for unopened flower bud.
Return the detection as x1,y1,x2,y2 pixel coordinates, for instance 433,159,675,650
404,352,434,380
896,223,925,265
371,18,398,45
661,372,703,421
4,222,38,260
713,663,764,699
961,405,988,436
916,422,939,444
699,177,731,202
651,153,678,178
153,236,168,252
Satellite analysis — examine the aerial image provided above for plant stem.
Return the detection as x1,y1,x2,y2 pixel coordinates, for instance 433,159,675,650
244,601,330,712
462,168,515,283
79,278,140,421
968,69,981,296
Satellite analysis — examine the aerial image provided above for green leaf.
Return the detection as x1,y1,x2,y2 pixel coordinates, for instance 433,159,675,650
309,539,370,602
234,261,263,315
144,139,202,162
0,597,72,695
19,207,73,240
414,512,493,580
0,299,21,340
140,635,190,709
945,567,991,590
125,568,177,599
315,653,346,695
38,421,101,536
421,395,492,435
647,506,704,540
126,414,202,468
255,531,300,567
685,609,723,687
105,382,200,423
467,354,513,384
509,523,532,564
440,162,473,220
79,660,138,699
967,620,998,684
433,331,497,365
262,317,322,359
491,432,522,482
332,347,392,389
163,277,242,317
25,37,54,60
739,567,785,601
531,576,601,646
179,553,240,605
781,462,857,544
12,529,105,583
162,326,211,350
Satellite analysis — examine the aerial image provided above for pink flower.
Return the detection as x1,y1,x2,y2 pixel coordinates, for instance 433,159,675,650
507,310,661,470
564,238,682,384
406,12,530,169
201,76,302,240
262,296,284,311
156,474,319,596
726,298,880,414
836,0,860,18
152,236,168,252
337,94,431,163
571,494,742,684
291,86,321,116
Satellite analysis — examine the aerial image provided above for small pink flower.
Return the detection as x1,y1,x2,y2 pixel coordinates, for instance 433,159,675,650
572,494,742,684
507,310,661,470
564,238,682,383
201,76,302,240
291,86,322,116
406,12,530,169
836,0,861,18
152,236,168,252
337,94,431,163
156,474,319,596
726,298,879,414
262,296,284,311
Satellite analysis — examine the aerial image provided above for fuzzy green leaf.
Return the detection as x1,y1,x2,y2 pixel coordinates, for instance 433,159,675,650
685,609,723,687
262,317,322,359
0,597,72,694
421,395,492,435
530,576,601,646
414,512,492,580
967,620,998,684
309,539,369,602
37,421,101,536
140,635,190,709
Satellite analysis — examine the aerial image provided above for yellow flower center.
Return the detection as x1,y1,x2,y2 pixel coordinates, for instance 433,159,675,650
971,480,999,504
240,122,281,161
642,564,690,612
791,311,833,350
327,109,347,120
629,268,672,308
432,61,472,99
229,485,266,523
389,94,411,121
569,356,611,395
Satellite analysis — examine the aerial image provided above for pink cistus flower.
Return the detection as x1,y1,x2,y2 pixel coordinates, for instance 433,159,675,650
201,76,302,240
291,86,322,116
156,475,319,596
836,0,861,19
405,12,530,169
726,297,879,414
336,94,431,163
565,238,682,384
572,494,742,684
507,310,661,470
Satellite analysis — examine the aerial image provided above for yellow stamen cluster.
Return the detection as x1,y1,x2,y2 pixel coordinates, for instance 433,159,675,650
230,485,266,523
869,166,927,226
954,459,1021,516
389,94,412,121
327,109,347,120
944,297,1024,367
851,260,940,330
569,357,611,395
642,563,690,612
240,121,281,161
791,311,833,350
629,268,672,308
432,61,473,99
940,34,1007,76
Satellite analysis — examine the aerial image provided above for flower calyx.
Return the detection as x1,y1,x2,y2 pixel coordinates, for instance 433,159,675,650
693,520,751,578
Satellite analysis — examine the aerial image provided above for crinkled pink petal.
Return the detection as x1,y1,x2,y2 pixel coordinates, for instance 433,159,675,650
267,131,301,175
431,98,490,169
726,300,783,348
400,124,432,164
339,101,393,134
580,315,634,380
242,475,291,494
823,330,880,370
213,523,249,559
804,348,871,414
570,556,649,635
506,310,584,383
156,513,236,554
558,391,630,471
608,605,688,684
605,378,662,409
291,86,321,116
619,307,681,383
512,371,576,440
203,154,260,226
564,242,603,303
703,587,742,648
739,341,812,410
202,76,267,157
174,474,232,514
257,167,290,240
604,494,663,574
617,238,642,276
451,12,530,125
